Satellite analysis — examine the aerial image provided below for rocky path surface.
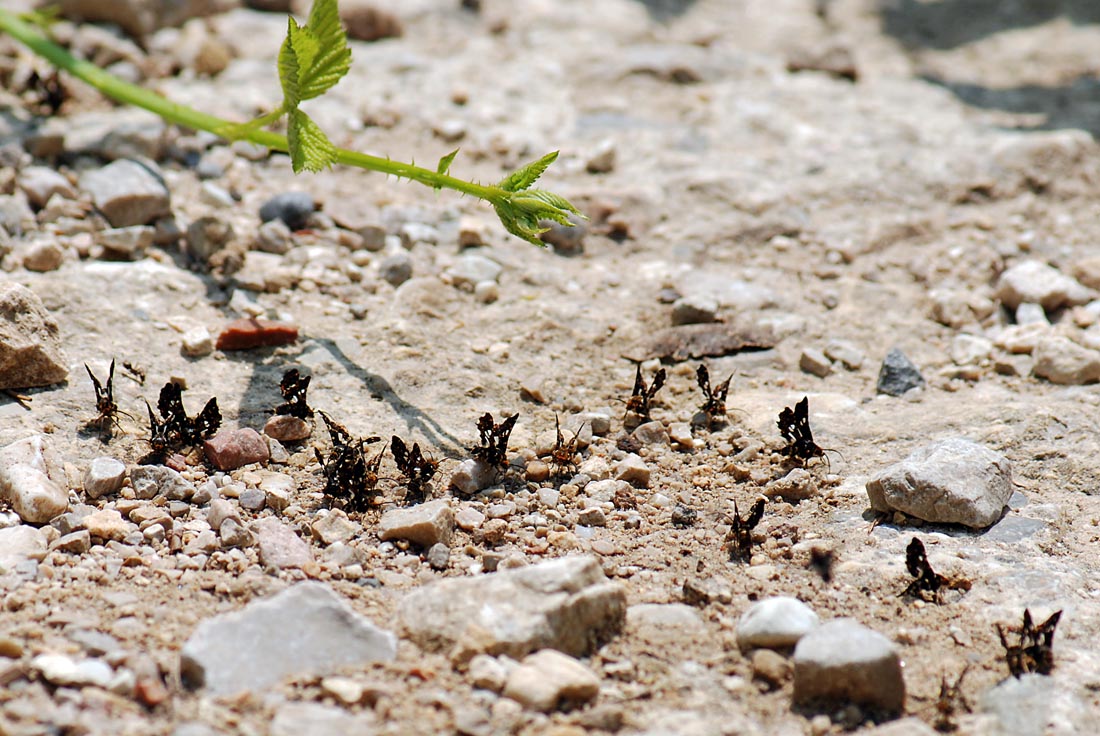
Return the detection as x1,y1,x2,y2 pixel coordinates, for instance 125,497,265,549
2,1,1100,734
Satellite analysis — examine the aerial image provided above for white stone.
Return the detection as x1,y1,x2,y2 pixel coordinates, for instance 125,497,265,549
32,654,114,688
792,619,904,713
378,499,453,546
1033,335,1100,385
0,525,47,572
502,649,600,712
83,457,126,499
181,326,214,357
0,435,68,523
996,260,1091,311
737,597,820,650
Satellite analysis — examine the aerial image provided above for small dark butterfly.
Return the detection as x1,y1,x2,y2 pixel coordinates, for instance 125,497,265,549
548,414,582,478
275,368,313,419
391,436,438,505
997,609,1062,678
777,396,842,471
315,443,377,513
696,364,732,426
933,665,971,733
157,381,221,447
470,412,518,469
724,498,765,562
86,359,131,429
144,399,172,457
623,364,666,422
901,537,970,603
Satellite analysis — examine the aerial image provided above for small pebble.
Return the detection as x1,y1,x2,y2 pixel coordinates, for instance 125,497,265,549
799,348,832,378
876,347,925,396
215,318,298,351
263,414,312,443
792,618,905,713
454,507,485,531
258,192,315,230
614,454,651,488
751,649,791,688
378,499,454,546
379,252,413,286
525,460,551,483
203,428,271,471
503,649,600,713
737,597,820,651
255,218,293,254
427,542,450,570
83,457,126,499
238,487,266,511
181,326,214,357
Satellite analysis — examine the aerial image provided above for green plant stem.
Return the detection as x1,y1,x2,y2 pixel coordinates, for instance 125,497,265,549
0,8,508,202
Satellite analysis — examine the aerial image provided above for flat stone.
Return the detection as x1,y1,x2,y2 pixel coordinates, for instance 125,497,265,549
1032,335,1100,385
0,525,47,572
764,467,817,501
264,414,312,443
312,509,361,545
82,509,134,542
737,597,820,650
252,516,314,569
981,673,1090,736
83,457,127,499
97,226,155,259
398,555,626,659
670,295,719,325
455,507,485,531
866,438,1013,528
792,618,905,713
130,465,194,501
79,158,171,227
824,339,864,370
179,581,397,696
877,347,925,396
203,428,270,471
270,701,377,736
215,318,298,351
630,421,667,446
626,603,705,641
0,434,68,523
0,283,68,389
32,654,113,689
19,166,75,208
502,649,600,713
378,499,453,547
447,253,503,289
996,259,1091,311
50,529,91,554
800,348,832,377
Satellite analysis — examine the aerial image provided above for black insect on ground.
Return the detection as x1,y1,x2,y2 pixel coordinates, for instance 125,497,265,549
25,69,64,116
274,368,313,419
157,381,221,447
696,364,732,427
122,361,146,385
997,609,1062,678
622,363,666,423
548,414,582,478
391,436,438,505
808,547,835,583
724,498,765,562
85,359,130,430
470,412,519,469
933,665,971,733
143,400,172,460
315,411,382,512
900,537,970,603
777,396,842,471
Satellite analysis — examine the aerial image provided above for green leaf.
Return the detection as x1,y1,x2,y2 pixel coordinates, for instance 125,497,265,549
278,18,302,108
499,151,558,192
437,149,458,176
287,109,335,173
297,0,351,101
491,186,584,246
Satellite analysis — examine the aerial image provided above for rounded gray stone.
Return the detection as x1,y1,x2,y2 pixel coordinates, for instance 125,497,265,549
83,457,127,499
865,438,1013,528
79,158,170,227
876,347,925,396
793,618,905,713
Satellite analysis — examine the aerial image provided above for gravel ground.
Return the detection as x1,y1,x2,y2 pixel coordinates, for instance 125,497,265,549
2,1,1100,735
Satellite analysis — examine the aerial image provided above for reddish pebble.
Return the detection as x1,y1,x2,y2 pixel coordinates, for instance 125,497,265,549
215,318,298,351
203,428,271,471
263,414,312,443
134,676,169,707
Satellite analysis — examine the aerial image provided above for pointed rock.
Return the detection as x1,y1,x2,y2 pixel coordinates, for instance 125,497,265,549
0,283,68,389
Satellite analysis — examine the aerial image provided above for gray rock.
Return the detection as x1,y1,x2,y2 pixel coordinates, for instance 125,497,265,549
179,581,397,696
311,509,361,545
83,457,127,499
63,108,167,160
0,434,68,523
996,260,1092,311
79,159,171,227
876,347,925,396
238,487,266,511
764,467,818,501
449,458,499,495
97,226,154,259
502,649,600,713
792,618,905,712
427,542,450,570
255,218,293,254
379,252,413,287
448,253,503,289
398,555,626,659
539,217,586,255
670,295,719,325
737,597,820,650
0,282,68,389
631,421,668,446
0,194,34,237
19,166,75,208
0,525,47,572
614,454,651,487
627,604,705,640
800,348,832,377
186,216,234,263
206,499,238,531
130,465,194,501
824,339,864,370
1015,302,1049,325
253,517,314,568
378,499,453,547
981,673,1090,736
259,192,315,231
51,529,91,554
1033,336,1100,385
218,518,254,548
866,438,1013,528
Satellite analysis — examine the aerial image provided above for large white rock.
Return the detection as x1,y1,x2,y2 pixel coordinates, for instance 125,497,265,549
736,597,820,650
865,438,1013,529
398,555,626,659
0,525,48,572
0,283,68,389
502,649,600,712
0,435,69,523
995,259,1091,311
793,618,905,713
179,581,397,696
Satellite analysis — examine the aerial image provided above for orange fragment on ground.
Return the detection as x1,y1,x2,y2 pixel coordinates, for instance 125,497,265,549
215,318,298,351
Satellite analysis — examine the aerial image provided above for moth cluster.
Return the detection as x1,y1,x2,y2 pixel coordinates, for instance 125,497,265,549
144,382,221,462
470,412,518,469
